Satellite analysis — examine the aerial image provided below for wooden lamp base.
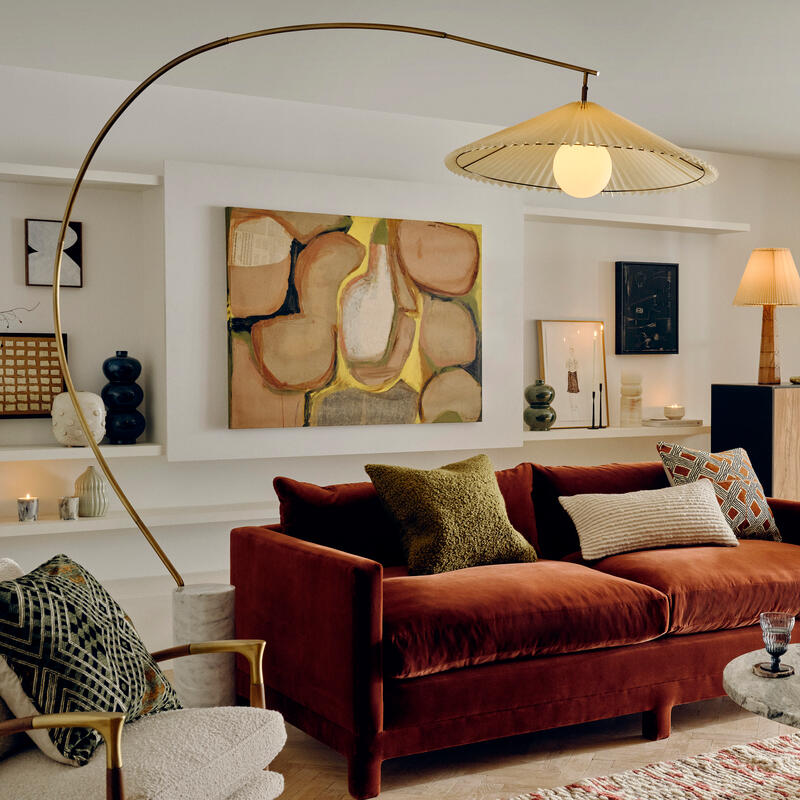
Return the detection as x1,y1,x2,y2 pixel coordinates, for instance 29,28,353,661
759,304,780,385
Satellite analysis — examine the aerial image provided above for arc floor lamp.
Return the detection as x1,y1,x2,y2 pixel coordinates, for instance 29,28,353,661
50,22,718,587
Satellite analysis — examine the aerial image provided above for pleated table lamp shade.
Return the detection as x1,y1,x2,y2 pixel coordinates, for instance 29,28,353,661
734,249,800,307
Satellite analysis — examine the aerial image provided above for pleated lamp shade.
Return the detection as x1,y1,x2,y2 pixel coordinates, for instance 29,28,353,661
734,248,800,306
445,101,718,194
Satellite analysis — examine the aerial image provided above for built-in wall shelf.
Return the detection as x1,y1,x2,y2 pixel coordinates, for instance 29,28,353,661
0,443,163,463
0,162,161,190
0,500,278,538
522,425,710,442
523,206,750,235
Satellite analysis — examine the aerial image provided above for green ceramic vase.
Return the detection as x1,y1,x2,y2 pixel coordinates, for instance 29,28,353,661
524,379,557,431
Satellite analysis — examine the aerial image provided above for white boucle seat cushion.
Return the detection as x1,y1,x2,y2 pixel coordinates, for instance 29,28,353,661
0,706,286,800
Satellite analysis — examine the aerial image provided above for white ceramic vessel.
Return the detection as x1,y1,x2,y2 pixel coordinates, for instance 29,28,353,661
51,391,106,446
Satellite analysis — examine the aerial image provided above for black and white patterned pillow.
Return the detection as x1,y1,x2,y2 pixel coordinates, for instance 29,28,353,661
0,554,181,765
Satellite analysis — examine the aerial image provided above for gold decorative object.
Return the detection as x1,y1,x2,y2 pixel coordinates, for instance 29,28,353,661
733,248,800,385
49,23,719,587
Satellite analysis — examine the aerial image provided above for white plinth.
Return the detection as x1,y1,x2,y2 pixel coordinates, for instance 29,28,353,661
172,583,236,708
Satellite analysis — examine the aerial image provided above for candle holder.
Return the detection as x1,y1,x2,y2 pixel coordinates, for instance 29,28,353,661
58,496,80,521
589,390,598,429
664,404,685,420
17,496,39,522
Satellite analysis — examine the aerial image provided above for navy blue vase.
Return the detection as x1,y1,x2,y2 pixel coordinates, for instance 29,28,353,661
101,351,146,445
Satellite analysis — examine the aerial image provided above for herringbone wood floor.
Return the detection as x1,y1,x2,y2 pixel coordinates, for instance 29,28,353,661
274,697,796,799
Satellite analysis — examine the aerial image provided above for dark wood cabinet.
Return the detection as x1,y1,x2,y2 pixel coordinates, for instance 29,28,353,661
711,383,800,500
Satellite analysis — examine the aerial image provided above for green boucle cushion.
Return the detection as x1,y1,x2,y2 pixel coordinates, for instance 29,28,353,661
365,454,538,575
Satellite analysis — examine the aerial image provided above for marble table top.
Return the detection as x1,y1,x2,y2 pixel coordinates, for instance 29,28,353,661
724,643,800,728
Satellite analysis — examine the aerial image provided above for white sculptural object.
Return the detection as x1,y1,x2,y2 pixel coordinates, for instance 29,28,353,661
51,391,106,446
619,371,643,427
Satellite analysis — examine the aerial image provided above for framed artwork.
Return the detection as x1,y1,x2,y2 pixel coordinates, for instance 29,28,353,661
0,333,68,418
226,207,482,429
615,261,678,354
25,219,83,288
537,319,608,429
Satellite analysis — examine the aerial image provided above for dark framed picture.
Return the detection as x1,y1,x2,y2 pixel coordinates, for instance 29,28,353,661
25,218,83,288
0,333,68,418
615,261,678,354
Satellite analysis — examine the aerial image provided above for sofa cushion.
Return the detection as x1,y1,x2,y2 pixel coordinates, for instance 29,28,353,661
0,706,286,800
274,462,538,565
365,455,537,575
657,442,780,541
593,539,800,634
382,560,669,678
559,481,738,560
532,462,670,559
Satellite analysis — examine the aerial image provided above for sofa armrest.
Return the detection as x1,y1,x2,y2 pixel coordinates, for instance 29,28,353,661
769,498,800,544
231,525,383,738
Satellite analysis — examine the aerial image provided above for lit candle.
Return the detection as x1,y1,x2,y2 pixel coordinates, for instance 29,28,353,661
664,404,685,420
592,330,598,393
17,493,39,522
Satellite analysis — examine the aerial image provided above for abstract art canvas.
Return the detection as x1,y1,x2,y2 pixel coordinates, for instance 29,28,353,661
615,261,678,354
226,207,482,428
0,333,67,418
25,219,83,287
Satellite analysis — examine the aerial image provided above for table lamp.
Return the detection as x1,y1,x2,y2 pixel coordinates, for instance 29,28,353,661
733,248,800,384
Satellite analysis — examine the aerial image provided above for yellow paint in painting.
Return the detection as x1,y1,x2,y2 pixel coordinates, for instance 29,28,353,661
308,216,481,423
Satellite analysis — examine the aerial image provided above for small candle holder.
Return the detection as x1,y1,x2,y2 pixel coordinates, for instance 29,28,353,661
58,496,80,521
664,404,685,420
17,495,39,522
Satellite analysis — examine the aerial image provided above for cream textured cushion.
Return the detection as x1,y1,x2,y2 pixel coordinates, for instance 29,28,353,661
0,706,286,800
559,480,739,561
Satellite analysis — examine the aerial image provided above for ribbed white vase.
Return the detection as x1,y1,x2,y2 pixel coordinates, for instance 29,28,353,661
74,465,109,517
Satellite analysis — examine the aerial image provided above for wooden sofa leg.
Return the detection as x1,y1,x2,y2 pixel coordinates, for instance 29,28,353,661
642,705,672,740
347,751,382,799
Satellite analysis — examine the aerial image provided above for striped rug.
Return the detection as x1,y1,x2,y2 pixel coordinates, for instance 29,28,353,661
514,733,800,799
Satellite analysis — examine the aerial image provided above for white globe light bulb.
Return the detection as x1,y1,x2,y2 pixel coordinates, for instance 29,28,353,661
552,144,613,198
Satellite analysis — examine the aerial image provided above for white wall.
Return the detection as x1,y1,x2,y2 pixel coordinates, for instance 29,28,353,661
1,64,799,648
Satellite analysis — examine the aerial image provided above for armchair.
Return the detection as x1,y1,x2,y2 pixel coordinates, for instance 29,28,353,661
0,639,285,800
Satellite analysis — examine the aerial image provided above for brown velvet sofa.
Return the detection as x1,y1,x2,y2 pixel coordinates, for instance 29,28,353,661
230,461,800,799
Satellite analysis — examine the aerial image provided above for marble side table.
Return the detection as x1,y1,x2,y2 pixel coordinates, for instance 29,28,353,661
172,583,236,708
724,643,800,728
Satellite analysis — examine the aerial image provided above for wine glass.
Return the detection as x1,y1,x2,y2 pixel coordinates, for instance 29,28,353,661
760,612,795,674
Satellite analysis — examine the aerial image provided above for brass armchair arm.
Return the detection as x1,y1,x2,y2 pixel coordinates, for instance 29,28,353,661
151,639,266,709
0,711,125,800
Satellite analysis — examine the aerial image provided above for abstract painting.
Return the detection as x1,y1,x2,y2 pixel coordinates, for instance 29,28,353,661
615,261,678,354
25,219,83,287
226,207,482,428
0,333,68,418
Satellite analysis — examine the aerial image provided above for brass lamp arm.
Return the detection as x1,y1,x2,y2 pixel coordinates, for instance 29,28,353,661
0,711,125,799
51,23,599,589
151,639,266,708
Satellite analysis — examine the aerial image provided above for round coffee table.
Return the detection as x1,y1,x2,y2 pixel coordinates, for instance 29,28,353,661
724,643,800,727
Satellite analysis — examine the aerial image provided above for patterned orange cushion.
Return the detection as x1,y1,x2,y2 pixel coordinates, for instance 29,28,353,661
657,442,780,541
